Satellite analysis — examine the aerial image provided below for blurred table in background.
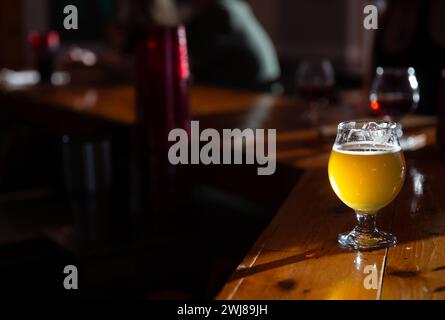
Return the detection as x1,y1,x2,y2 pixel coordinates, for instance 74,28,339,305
0,83,435,168
0,83,365,166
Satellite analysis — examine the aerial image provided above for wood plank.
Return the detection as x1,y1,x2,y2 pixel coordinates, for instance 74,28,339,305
217,170,392,299
382,146,445,299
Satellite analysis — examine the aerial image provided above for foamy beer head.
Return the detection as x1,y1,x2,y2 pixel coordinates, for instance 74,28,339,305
328,121,406,214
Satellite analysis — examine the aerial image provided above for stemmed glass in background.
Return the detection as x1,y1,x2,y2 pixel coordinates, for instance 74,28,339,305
369,67,420,150
296,58,335,123
328,120,406,250
369,67,420,121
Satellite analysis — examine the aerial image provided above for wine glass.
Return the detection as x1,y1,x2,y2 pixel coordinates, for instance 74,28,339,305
328,120,406,250
296,58,334,122
369,67,420,121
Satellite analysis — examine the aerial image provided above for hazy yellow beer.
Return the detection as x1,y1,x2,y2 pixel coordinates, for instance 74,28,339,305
328,143,406,214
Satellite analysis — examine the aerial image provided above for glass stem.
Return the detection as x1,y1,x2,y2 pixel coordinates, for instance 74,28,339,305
354,211,377,233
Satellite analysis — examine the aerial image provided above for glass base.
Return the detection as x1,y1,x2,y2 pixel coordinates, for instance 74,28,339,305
337,228,397,251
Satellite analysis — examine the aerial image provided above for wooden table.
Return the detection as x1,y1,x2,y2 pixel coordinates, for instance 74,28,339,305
0,84,287,124
1,82,443,299
217,140,445,300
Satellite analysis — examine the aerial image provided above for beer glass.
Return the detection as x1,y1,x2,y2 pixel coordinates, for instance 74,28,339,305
328,120,406,250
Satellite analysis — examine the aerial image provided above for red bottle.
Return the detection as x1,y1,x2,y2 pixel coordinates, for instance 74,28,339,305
133,25,191,225
28,31,60,82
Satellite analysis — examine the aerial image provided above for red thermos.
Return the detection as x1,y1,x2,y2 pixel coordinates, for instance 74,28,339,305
133,25,191,223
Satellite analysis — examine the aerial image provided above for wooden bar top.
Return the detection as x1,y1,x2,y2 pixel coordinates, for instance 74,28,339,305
217,143,445,300
2,83,444,299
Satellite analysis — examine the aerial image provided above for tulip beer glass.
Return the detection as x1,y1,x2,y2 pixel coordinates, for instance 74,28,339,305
328,120,406,250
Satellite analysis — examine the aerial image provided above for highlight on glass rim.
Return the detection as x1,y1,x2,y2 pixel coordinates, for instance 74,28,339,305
0,0,444,307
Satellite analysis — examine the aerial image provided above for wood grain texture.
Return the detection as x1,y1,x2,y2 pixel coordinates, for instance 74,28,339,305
382,146,445,299
217,170,391,300
218,146,445,300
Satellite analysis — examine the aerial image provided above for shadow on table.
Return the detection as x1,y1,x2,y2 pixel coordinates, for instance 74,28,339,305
229,247,343,281
0,159,303,299
225,147,445,284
